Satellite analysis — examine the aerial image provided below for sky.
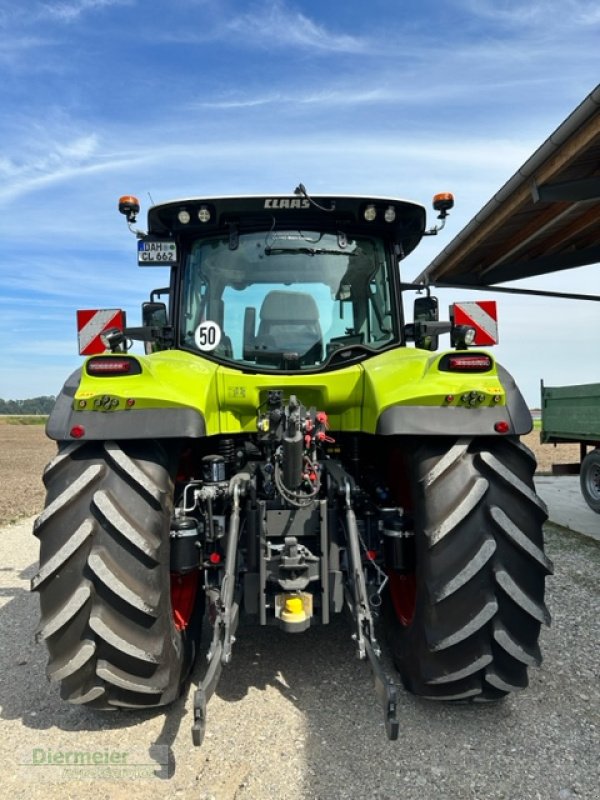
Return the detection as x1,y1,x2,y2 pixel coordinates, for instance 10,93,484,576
0,0,599,407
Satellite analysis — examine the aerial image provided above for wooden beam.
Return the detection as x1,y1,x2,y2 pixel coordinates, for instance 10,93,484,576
432,113,600,281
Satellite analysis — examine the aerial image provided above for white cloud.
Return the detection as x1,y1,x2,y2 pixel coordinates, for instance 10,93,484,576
0,34,55,59
40,0,131,22
460,0,600,28
224,0,368,53
0,105,534,207
0,133,150,204
195,87,399,110
161,0,370,54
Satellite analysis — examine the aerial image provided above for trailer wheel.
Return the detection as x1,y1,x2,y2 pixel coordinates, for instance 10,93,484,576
580,449,600,513
32,440,202,709
385,436,552,701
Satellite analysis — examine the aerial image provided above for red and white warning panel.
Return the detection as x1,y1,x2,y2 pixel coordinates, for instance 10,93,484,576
77,309,126,355
452,301,499,346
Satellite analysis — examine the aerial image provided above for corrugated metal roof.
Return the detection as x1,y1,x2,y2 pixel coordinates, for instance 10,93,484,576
417,85,600,287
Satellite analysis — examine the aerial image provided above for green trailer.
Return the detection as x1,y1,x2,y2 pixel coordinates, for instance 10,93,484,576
541,381,600,513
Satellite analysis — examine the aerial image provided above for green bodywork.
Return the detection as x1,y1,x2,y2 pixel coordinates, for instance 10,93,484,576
46,346,531,440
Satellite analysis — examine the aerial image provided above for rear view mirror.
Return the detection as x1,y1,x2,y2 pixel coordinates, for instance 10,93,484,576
142,301,168,327
142,301,168,354
414,295,439,351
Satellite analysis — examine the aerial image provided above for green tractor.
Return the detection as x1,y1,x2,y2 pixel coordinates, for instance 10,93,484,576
33,188,552,743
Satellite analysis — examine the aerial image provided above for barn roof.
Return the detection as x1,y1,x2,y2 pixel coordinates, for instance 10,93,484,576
417,85,600,290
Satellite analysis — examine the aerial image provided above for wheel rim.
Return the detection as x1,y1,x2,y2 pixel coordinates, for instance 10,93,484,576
584,462,600,500
388,571,416,626
170,571,200,631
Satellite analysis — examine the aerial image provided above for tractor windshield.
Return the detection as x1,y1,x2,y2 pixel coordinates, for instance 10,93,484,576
180,230,399,370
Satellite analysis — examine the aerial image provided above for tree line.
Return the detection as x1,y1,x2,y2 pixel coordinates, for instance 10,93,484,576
0,396,56,415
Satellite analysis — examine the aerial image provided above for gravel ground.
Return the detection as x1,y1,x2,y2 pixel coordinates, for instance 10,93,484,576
0,515,598,800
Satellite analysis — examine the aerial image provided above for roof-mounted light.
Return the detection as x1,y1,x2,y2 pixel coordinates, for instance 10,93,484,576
424,192,455,236
384,205,396,223
433,192,454,218
364,204,377,222
177,209,191,224
118,195,140,224
198,206,211,223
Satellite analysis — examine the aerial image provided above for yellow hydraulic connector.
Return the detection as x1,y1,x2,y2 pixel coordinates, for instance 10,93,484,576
281,595,307,624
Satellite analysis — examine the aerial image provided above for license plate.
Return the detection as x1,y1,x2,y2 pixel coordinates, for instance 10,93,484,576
138,240,178,265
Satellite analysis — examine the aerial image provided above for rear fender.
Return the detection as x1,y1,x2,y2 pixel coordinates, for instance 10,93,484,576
376,364,532,436
46,367,206,441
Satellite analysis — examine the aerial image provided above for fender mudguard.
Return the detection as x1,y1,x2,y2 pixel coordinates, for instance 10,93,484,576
376,365,532,436
46,369,206,441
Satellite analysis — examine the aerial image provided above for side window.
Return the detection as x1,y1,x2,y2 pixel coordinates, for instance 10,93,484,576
181,257,210,344
365,247,393,345
368,277,392,343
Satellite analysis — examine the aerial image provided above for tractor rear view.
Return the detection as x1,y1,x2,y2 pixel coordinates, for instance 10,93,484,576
33,188,552,743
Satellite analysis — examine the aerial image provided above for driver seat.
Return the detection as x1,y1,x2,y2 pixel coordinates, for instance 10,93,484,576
255,290,323,366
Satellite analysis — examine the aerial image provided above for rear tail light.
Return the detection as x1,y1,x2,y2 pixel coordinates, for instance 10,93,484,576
439,353,493,372
86,357,141,376
449,356,492,370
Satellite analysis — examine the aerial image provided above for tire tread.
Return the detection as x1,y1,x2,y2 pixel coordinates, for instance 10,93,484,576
386,435,551,702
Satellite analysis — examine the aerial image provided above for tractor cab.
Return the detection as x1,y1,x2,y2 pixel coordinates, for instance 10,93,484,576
121,191,453,371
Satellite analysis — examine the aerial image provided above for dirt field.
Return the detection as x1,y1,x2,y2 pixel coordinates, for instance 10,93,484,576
0,420,56,525
0,418,581,526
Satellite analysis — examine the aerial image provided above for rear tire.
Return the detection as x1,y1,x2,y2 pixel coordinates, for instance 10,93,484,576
32,440,199,709
580,449,600,513
385,436,552,701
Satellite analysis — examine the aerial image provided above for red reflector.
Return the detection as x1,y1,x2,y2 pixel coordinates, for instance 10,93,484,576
366,550,378,561
70,425,85,438
209,552,221,565
494,421,510,433
449,356,492,370
88,359,131,374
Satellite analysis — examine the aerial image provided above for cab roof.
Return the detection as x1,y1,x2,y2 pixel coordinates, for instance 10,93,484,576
147,194,427,260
